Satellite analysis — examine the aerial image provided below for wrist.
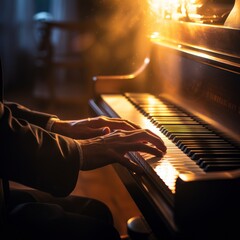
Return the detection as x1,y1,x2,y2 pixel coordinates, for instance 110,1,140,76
46,117,59,132
51,119,69,135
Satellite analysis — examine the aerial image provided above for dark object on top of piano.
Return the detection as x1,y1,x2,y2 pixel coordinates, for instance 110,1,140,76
180,0,235,24
89,18,240,240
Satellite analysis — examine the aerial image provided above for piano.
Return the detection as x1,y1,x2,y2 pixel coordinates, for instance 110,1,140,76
89,1,240,239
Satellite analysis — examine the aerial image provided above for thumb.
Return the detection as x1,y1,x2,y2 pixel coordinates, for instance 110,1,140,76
88,127,110,138
101,127,111,135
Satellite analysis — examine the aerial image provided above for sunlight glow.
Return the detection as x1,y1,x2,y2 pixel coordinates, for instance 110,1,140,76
153,158,179,193
148,0,203,22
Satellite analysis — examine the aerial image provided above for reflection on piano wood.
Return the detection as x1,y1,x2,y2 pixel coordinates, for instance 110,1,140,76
89,20,240,240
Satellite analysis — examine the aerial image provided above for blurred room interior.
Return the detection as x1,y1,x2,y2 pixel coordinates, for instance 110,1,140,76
0,0,149,236
1,0,239,238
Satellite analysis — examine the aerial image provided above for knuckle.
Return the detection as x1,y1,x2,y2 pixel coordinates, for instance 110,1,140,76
139,129,148,135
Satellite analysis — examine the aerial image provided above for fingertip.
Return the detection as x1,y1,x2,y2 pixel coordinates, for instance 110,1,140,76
102,127,110,135
163,145,167,154
156,150,164,158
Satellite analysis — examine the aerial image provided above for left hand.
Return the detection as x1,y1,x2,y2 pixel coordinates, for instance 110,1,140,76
51,116,141,139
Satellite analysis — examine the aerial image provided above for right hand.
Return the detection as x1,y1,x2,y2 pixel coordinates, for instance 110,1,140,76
78,128,167,174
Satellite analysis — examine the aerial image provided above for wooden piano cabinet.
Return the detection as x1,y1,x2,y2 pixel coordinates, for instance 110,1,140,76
175,171,240,239
89,20,240,240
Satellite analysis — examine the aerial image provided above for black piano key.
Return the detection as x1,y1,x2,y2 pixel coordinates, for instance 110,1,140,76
163,129,212,138
160,124,207,128
151,117,199,125
168,133,215,141
182,143,233,152
184,145,236,154
126,93,240,175
200,159,240,168
160,125,210,133
154,121,191,125
140,105,176,109
173,135,223,143
205,164,240,172
140,109,186,117
160,125,212,134
161,124,208,129
189,149,240,158
152,118,198,123
148,112,189,117
142,109,180,114
170,133,220,141
198,157,239,165
194,152,240,162
151,116,194,121
177,139,229,149
157,122,200,126
198,157,240,165
145,109,183,112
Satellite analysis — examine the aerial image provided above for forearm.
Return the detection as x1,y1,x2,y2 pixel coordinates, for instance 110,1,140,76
4,101,57,129
0,104,80,197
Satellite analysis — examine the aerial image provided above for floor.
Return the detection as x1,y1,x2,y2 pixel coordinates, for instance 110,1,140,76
5,77,141,236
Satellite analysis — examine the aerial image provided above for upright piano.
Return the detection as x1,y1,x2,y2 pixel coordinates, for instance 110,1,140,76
89,1,240,239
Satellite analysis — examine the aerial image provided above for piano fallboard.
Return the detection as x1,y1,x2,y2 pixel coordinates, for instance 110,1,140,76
89,93,240,240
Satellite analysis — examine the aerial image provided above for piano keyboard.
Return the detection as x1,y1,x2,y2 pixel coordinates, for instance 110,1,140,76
101,93,240,195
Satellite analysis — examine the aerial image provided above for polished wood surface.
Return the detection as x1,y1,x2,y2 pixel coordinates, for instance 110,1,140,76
89,19,240,238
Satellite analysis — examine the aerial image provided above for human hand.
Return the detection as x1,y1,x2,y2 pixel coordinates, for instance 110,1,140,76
52,116,141,139
78,129,167,173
